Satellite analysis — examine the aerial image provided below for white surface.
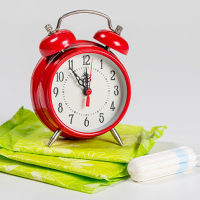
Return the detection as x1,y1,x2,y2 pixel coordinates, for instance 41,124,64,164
0,0,200,199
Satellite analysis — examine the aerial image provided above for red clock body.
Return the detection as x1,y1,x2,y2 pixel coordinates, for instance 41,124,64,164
31,40,131,140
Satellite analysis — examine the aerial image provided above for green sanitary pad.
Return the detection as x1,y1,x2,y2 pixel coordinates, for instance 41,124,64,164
0,107,166,193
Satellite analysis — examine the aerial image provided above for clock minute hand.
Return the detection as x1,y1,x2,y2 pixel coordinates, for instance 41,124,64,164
69,67,85,88
85,67,89,89
86,58,93,107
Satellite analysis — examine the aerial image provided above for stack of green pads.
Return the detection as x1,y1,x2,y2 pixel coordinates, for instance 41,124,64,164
0,107,166,193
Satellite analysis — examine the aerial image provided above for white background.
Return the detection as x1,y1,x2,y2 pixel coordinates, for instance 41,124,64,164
0,0,199,199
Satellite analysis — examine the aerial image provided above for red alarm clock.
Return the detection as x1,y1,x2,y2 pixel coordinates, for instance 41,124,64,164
31,10,131,147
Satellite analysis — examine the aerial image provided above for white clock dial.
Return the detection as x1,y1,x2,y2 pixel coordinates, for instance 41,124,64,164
51,53,127,133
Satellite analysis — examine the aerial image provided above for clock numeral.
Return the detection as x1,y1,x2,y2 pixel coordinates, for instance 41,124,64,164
100,59,103,69
56,72,64,82
110,70,115,80
58,103,63,113
110,101,115,111
84,117,89,127
99,113,104,123
69,114,74,124
114,85,119,96
53,87,59,97
68,60,73,70
83,55,90,65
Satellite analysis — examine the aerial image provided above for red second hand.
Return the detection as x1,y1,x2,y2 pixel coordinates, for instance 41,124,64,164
86,58,93,107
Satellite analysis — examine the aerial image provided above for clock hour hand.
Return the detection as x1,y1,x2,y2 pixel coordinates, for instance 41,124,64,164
68,67,85,88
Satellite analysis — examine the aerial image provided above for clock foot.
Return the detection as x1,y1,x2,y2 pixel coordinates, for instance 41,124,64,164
48,129,62,147
110,128,123,146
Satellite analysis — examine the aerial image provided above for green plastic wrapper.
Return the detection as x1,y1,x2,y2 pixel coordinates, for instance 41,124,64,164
0,107,166,193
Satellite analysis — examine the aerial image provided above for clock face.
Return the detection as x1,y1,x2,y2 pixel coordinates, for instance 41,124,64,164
51,53,127,133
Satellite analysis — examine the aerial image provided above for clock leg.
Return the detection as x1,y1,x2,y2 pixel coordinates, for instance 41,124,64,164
110,128,123,146
48,129,62,147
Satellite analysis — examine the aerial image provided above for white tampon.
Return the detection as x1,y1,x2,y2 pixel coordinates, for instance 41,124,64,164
127,146,199,182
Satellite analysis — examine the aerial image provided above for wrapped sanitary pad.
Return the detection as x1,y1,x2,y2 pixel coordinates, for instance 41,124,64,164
128,146,199,182
0,107,166,193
